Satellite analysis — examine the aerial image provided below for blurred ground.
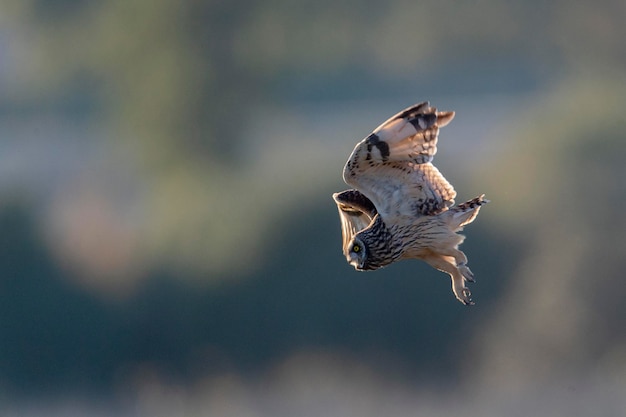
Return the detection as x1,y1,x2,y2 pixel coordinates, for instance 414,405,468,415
1,0,626,415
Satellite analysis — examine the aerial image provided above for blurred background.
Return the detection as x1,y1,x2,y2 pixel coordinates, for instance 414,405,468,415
1,0,625,415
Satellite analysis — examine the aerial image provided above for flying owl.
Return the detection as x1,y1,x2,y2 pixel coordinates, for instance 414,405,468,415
332,102,488,305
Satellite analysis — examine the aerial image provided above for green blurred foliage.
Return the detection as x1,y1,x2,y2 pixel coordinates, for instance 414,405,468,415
1,0,626,414
472,76,626,388
5,0,626,281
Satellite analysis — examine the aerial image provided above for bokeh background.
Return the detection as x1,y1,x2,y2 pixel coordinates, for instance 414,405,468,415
1,0,626,415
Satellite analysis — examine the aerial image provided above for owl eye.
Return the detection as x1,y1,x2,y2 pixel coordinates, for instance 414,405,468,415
352,244,361,253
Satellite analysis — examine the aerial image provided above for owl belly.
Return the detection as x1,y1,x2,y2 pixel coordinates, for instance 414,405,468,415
388,216,453,261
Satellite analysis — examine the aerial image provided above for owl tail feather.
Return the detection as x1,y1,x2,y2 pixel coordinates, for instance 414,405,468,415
445,194,489,230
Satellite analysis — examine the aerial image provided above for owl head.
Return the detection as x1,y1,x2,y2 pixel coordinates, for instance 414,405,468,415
347,237,369,270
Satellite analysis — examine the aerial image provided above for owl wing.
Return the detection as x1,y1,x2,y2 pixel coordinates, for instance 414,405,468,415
332,189,378,256
342,102,457,218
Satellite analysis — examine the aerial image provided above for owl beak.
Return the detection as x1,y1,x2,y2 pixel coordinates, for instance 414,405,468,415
349,256,366,270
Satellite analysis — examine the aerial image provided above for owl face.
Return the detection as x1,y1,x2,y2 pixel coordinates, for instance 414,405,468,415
347,237,368,270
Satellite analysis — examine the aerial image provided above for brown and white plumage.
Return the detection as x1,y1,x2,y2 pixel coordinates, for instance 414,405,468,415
332,102,488,305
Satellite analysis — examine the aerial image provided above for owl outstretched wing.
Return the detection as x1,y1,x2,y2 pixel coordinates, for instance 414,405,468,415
343,102,456,218
332,189,377,257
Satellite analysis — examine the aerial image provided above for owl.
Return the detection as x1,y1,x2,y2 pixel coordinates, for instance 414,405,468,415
332,102,488,305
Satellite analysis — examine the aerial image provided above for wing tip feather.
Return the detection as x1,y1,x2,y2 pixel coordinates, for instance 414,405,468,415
436,111,455,127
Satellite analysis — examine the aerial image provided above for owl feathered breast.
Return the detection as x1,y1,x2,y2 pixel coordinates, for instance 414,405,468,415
332,102,488,304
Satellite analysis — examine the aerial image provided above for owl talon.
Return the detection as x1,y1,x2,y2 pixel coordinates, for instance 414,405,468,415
454,287,474,306
459,263,475,283
457,287,474,306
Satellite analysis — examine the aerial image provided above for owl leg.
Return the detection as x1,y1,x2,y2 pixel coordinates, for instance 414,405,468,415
441,248,474,283
424,255,474,306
